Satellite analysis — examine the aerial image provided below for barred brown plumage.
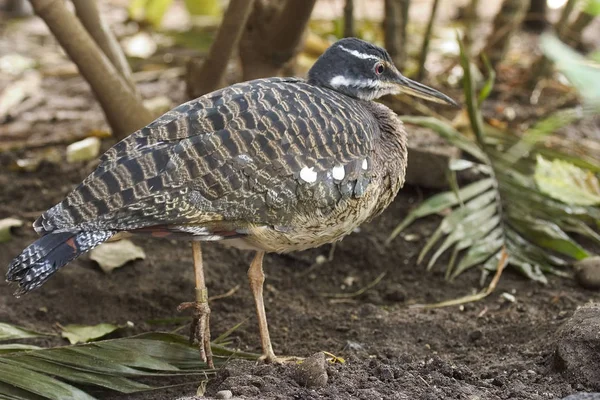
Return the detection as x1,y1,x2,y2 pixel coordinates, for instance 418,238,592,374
7,38,457,366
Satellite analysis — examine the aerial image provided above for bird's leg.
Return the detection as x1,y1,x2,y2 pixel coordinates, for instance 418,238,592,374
177,241,214,368
248,251,277,363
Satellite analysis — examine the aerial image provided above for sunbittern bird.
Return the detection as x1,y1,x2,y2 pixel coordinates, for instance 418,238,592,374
7,38,457,366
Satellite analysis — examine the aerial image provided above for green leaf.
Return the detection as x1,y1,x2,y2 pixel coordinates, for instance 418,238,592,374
452,229,503,279
0,361,95,400
184,0,221,16
534,155,600,206
427,208,500,270
458,34,486,146
541,34,600,112
128,0,173,27
505,108,582,164
61,324,121,345
0,344,42,354
584,0,600,16
478,55,495,105
2,358,151,394
418,191,496,263
0,323,48,341
510,214,590,260
387,178,494,243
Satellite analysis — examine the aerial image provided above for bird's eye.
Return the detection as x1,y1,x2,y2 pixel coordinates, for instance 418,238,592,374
375,63,385,75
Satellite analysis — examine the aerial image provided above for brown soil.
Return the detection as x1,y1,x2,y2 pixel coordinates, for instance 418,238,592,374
1,152,599,399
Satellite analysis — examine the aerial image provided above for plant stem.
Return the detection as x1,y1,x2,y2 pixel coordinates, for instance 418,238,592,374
416,0,439,81
71,0,134,89
239,0,317,80
384,0,410,70
483,0,531,68
186,0,255,98
343,0,354,37
29,0,154,139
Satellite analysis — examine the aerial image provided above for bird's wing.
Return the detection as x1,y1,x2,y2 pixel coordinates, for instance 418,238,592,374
36,78,380,235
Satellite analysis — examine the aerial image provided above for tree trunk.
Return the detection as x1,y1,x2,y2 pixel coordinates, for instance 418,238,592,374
71,0,134,88
482,0,531,68
343,0,354,38
563,11,595,48
384,0,410,70
186,0,255,98
523,0,546,32
30,0,154,139
239,0,317,81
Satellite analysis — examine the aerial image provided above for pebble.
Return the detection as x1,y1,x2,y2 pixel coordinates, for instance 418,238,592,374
293,352,328,388
215,390,233,399
574,257,600,290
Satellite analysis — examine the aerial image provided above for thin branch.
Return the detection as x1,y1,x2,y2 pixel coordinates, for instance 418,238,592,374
30,0,154,139
384,0,410,70
268,0,317,62
555,0,577,39
563,10,595,47
343,0,354,38
528,0,578,85
239,0,317,80
71,0,134,89
186,0,255,98
483,0,531,68
416,0,439,81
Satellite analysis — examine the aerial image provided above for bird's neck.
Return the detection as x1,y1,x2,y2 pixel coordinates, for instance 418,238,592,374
363,101,408,191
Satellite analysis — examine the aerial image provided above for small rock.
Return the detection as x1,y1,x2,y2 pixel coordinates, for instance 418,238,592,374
405,127,461,189
562,394,600,400
66,137,101,163
215,390,233,399
554,303,600,390
293,352,328,388
574,257,600,290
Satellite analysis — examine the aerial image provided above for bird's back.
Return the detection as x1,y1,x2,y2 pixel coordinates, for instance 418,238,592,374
35,77,385,237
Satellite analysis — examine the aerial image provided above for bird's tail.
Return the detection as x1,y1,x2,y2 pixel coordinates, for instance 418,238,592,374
6,230,115,296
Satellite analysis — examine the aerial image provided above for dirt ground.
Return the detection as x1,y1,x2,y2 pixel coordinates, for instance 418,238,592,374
2,148,600,400
2,2,600,399
3,130,600,390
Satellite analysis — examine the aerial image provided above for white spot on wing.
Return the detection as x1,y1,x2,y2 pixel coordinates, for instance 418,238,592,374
332,165,345,180
237,154,253,163
362,159,368,170
300,166,317,183
338,45,381,61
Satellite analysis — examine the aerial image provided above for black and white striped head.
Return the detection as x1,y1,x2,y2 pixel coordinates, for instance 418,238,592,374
308,38,457,106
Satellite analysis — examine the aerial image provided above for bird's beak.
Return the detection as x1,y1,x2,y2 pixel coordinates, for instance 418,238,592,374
391,74,459,108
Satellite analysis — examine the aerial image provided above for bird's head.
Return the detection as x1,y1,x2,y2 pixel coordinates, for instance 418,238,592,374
308,37,458,106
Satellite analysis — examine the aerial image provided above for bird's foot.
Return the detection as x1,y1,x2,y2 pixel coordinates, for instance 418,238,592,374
177,299,214,368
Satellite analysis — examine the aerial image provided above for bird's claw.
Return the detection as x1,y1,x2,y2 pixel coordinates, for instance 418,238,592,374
177,301,213,368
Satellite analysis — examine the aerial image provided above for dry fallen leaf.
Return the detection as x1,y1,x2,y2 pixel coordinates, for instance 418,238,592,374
60,323,121,345
0,218,23,243
89,239,146,273
0,71,41,122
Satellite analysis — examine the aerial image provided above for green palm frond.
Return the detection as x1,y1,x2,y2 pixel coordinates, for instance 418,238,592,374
388,35,600,284
0,322,258,399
